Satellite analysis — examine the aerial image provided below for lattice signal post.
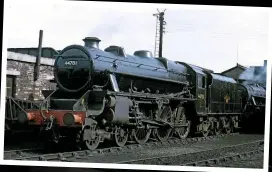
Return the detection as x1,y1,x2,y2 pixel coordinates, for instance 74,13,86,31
153,9,166,58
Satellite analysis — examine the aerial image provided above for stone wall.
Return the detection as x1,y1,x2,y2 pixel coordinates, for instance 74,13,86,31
7,52,56,101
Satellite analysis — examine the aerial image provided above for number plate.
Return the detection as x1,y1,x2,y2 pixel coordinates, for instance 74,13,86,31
65,61,78,66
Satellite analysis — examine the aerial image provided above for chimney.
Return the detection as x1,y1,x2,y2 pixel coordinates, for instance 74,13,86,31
264,60,267,67
83,37,101,49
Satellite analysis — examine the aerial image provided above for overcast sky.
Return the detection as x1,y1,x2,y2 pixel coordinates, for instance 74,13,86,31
4,1,269,73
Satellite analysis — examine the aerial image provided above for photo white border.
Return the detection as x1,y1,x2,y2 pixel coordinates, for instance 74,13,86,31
1,1,271,172
1,0,9,161
263,8,272,171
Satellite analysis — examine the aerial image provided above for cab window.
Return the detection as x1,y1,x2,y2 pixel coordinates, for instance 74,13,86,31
198,75,206,88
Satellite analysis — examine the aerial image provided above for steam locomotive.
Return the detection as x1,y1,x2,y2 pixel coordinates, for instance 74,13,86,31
16,37,266,150
239,82,266,132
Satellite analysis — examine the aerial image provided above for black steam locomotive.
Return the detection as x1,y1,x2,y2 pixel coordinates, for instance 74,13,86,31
239,83,266,132
17,37,266,150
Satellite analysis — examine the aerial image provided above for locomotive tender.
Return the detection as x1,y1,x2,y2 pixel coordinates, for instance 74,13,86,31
17,37,265,150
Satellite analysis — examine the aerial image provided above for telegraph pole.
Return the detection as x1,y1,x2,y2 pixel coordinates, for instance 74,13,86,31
236,44,239,65
153,9,166,58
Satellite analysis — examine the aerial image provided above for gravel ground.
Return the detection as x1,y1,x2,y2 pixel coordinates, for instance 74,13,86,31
74,134,263,164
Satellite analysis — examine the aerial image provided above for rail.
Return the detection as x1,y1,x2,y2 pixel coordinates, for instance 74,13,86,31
6,133,239,161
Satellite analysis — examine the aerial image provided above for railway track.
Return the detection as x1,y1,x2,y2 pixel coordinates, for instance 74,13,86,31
79,134,263,164
4,148,45,159
4,141,80,159
184,147,264,167
5,133,239,161
213,149,264,168
116,140,263,166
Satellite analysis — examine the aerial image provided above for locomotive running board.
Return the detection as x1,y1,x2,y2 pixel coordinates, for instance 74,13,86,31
107,91,196,102
141,119,189,128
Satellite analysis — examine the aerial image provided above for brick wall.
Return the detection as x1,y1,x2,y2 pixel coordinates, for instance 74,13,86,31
7,52,56,101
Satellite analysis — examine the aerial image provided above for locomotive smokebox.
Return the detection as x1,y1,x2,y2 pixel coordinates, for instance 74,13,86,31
83,37,101,49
